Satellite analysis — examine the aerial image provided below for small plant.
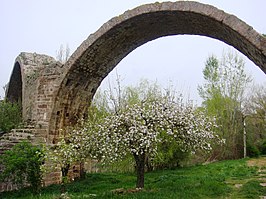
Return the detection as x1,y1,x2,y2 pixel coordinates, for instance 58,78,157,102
0,141,44,194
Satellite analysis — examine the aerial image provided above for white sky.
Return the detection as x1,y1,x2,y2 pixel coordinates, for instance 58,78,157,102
0,0,265,103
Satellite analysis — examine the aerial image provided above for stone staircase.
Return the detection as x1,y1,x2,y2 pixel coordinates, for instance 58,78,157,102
258,166,266,199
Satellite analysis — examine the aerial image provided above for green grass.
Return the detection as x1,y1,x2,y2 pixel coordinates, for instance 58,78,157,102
0,158,265,199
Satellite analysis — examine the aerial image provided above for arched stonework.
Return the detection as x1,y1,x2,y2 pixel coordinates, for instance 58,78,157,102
6,53,62,129
49,1,266,138
8,2,263,140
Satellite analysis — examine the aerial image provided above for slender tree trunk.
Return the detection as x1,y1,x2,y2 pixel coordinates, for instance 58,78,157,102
133,152,145,189
145,155,153,172
80,162,85,179
61,164,70,193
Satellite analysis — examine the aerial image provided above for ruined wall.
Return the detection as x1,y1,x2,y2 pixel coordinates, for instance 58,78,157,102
6,52,65,142
1,53,65,192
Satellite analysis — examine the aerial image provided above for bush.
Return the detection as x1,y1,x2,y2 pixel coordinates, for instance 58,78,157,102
0,141,44,194
0,100,22,132
259,140,266,155
246,143,260,158
152,141,190,170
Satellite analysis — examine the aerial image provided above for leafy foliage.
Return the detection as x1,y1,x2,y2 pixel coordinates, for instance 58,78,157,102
244,84,266,154
0,141,44,194
246,143,260,158
198,50,252,159
153,140,190,169
259,140,266,155
0,100,22,132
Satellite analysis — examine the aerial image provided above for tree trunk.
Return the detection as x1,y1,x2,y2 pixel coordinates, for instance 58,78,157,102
145,155,153,172
61,164,70,193
133,152,145,189
80,162,86,179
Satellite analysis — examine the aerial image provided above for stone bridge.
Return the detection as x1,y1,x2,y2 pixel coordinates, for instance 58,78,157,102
6,1,266,144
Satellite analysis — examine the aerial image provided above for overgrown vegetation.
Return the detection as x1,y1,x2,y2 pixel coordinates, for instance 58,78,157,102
0,141,45,194
1,158,265,199
244,84,266,157
0,100,22,132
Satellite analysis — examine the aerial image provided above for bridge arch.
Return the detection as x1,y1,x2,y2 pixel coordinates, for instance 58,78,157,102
49,1,266,137
7,52,59,125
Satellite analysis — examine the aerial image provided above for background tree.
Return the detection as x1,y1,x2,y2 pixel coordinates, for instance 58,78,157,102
0,84,8,100
244,84,266,156
198,50,252,159
56,44,70,64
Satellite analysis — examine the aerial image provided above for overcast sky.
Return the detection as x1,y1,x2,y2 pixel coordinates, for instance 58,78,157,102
0,0,265,103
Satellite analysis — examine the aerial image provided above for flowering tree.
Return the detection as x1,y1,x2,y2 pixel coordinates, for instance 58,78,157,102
43,127,92,193
88,95,221,188
42,105,108,193
46,80,221,189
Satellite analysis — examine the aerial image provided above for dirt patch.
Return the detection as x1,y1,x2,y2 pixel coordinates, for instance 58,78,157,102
111,188,143,194
247,157,266,168
234,184,243,188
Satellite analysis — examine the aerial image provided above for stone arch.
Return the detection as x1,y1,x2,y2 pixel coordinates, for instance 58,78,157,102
49,1,266,137
7,52,59,125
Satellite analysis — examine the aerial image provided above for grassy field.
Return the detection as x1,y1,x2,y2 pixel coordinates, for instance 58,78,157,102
1,158,266,199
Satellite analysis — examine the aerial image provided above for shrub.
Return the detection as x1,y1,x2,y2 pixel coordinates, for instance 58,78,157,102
0,100,22,132
246,143,260,158
259,140,266,155
0,141,44,194
153,141,190,170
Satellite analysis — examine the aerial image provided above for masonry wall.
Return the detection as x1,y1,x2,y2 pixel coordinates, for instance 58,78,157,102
1,52,65,192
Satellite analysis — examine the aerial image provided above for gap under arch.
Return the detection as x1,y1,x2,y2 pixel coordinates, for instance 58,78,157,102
6,62,22,105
